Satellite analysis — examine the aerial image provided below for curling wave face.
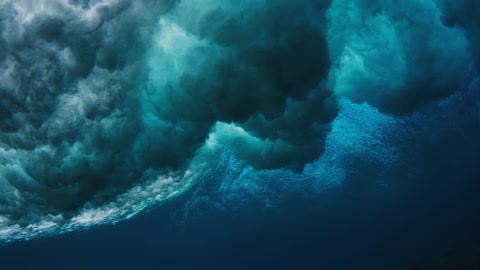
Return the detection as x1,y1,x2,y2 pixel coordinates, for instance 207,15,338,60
0,0,479,242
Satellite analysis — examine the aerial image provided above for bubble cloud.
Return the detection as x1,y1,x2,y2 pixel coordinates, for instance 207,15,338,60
0,0,477,241
328,0,470,114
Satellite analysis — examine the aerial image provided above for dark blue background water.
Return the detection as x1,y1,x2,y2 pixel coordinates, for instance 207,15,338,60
1,93,479,270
